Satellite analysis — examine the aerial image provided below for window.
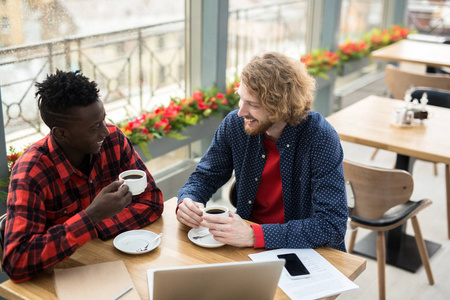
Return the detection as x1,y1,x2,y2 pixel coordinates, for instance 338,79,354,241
158,36,165,49
1,17,10,34
159,65,166,84
339,0,383,42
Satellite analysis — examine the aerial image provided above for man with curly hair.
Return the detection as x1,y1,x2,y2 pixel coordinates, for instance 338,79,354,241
177,52,347,251
3,70,164,282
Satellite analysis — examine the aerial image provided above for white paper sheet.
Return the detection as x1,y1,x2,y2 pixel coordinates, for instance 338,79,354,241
249,249,358,300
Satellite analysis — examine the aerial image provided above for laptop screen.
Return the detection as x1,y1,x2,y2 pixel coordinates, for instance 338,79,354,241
147,260,284,300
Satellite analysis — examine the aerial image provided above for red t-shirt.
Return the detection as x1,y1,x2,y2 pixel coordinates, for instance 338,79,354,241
250,135,284,248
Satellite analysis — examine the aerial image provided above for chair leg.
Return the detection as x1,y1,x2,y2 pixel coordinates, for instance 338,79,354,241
411,216,435,285
348,228,358,253
377,231,386,300
433,163,438,176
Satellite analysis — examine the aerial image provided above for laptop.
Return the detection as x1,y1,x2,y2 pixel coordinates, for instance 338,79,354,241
147,260,285,300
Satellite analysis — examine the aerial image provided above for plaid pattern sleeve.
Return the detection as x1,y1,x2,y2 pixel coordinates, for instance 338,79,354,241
3,124,163,282
94,125,164,239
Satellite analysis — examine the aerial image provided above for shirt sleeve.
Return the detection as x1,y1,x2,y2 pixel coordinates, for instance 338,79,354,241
250,224,265,248
3,174,98,283
94,129,164,239
177,116,234,205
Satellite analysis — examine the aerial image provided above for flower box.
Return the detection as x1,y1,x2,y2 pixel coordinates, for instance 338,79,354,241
315,69,337,89
338,56,371,76
314,69,338,117
134,116,223,160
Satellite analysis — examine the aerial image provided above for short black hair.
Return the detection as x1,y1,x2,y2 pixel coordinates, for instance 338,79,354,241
36,70,100,129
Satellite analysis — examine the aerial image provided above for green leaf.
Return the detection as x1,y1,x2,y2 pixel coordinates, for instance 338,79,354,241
317,72,330,80
137,142,152,160
166,132,188,140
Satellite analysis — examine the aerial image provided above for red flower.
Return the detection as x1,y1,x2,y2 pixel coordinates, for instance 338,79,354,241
180,98,193,106
124,118,144,131
192,91,203,101
216,93,224,99
198,100,209,110
154,102,181,120
221,99,228,105
154,118,171,133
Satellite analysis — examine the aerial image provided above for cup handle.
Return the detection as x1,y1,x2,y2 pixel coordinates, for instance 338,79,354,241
119,182,127,190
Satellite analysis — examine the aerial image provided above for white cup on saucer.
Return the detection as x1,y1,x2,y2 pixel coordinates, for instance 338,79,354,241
119,170,147,195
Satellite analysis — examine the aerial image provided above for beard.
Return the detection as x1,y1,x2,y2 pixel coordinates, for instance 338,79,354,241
243,117,274,135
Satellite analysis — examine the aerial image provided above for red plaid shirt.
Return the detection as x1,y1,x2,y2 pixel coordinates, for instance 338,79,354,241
3,124,163,282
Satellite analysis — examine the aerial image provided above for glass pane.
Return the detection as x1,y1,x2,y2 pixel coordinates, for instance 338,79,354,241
339,0,384,43
227,0,310,80
406,0,450,36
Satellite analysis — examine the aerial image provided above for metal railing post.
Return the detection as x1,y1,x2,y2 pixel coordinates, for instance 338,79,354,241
138,30,144,111
0,88,9,181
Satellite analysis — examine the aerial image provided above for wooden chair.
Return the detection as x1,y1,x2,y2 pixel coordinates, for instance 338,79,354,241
228,178,237,208
343,160,434,300
384,64,450,100
372,64,450,175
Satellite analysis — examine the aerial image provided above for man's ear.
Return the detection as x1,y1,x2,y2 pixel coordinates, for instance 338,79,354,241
52,127,66,140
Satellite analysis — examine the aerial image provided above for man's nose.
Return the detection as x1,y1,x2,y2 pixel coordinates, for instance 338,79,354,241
237,101,246,117
101,121,110,138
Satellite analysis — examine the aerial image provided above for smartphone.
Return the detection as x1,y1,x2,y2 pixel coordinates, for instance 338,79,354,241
277,253,310,279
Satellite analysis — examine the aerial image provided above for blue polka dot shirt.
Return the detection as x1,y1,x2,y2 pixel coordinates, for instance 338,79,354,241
178,110,347,252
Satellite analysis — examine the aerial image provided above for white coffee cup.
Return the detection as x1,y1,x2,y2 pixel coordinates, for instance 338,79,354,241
202,205,229,219
119,170,147,196
197,205,229,232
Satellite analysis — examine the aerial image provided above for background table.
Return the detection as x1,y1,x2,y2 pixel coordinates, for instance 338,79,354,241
327,95,450,272
0,197,366,300
371,39,450,68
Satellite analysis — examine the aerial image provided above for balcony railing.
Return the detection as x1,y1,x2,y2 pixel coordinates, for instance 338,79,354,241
227,0,309,78
0,19,185,146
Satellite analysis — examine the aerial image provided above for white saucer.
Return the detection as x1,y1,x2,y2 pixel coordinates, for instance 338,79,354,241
188,228,225,248
113,230,161,254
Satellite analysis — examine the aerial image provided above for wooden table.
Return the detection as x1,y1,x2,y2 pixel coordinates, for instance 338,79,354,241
0,197,366,300
327,95,450,272
371,39,450,68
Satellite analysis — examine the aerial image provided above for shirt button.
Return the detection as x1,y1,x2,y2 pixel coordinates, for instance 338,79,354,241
255,178,258,182
90,180,93,184
299,177,301,181
262,154,266,158
63,209,67,214
286,144,290,148
248,201,252,205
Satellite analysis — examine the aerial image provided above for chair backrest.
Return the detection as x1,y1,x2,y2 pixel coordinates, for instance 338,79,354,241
228,178,237,208
410,88,450,108
385,64,450,100
343,160,414,220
